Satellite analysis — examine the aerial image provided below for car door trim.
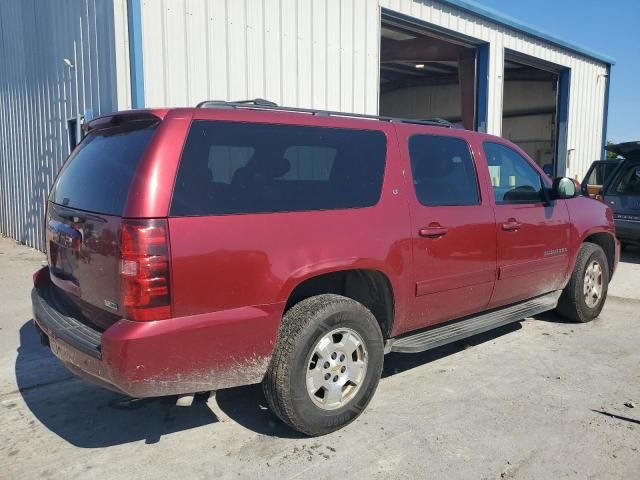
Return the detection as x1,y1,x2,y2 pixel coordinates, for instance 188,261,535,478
498,254,568,280
416,267,496,296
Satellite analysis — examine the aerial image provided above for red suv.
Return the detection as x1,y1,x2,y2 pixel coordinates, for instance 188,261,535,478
32,101,619,436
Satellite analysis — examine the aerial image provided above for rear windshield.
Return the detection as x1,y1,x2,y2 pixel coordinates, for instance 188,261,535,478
49,120,158,215
611,164,640,196
170,121,387,216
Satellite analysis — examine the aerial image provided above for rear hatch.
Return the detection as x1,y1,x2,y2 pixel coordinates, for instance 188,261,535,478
46,115,160,328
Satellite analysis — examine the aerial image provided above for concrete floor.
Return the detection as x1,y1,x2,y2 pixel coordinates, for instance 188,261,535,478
0,236,638,479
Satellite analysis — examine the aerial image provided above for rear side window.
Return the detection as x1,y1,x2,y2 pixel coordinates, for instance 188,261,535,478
409,134,480,206
50,120,158,215
170,121,387,216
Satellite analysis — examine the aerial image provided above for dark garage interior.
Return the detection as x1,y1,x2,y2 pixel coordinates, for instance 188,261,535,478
502,57,559,174
379,20,567,177
379,21,478,130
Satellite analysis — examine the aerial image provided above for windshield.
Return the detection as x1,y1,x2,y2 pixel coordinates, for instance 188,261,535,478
50,120,158,215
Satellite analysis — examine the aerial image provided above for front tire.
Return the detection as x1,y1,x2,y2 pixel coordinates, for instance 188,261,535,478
263,294,384,436
557,242,609,322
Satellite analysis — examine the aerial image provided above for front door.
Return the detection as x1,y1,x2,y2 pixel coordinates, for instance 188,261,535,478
481,141,571,308
581,160,621,198
399,129,497,333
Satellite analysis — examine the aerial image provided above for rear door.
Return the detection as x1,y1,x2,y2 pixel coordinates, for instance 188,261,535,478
398,127,497,331
481,141,571,308
46,117,159,325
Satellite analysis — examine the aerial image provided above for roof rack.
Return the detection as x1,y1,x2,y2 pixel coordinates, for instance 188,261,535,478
196,98,278,108
195,98,453,128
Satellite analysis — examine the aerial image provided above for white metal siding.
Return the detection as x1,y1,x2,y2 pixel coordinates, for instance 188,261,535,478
140,0,380,114
0,0,123,250
140,0,608,180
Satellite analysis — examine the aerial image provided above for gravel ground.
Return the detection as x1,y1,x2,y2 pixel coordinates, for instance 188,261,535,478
0,236,638,479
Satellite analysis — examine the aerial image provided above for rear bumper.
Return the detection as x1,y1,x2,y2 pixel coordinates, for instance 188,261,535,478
615,219,640,244
32,274,283,397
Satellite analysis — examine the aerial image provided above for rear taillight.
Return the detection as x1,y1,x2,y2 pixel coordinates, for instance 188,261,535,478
120,219,171,321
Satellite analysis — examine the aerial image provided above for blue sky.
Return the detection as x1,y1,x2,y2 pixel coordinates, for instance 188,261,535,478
476,0,639,143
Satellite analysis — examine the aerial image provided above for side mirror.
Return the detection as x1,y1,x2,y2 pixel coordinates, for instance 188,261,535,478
551,177,578,199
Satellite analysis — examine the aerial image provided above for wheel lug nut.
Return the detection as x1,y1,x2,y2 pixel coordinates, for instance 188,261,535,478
333,376,339,382
331,352,337,360
340,354,345,362
324,373,331,381
323,362,330,369
341,366,346,373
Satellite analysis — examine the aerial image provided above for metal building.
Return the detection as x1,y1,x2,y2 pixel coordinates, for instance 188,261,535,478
0,0,614,250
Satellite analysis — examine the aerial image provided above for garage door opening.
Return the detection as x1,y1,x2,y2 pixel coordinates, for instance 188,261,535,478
379,20,480,130
502,56,567,176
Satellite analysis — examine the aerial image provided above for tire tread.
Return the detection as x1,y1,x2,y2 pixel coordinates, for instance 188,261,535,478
557,242,609,322
263,294,382,436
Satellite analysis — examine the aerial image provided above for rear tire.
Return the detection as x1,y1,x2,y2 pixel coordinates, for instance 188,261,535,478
557,242,609,323
263,294,384,436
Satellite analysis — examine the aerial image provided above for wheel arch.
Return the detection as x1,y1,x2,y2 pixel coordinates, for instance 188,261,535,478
582,231,617,277
282,267,396,339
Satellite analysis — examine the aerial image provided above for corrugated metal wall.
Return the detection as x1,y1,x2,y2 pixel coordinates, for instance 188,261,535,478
0,0,123,250
140,0,608,180
140,0,380,114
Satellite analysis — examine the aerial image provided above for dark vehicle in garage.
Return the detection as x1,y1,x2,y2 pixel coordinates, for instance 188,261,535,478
32,101,619,436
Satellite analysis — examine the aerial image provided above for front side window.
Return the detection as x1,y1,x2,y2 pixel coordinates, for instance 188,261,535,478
483,142,543,204
170,121,387,216
408,135,480,207
587,162,619,186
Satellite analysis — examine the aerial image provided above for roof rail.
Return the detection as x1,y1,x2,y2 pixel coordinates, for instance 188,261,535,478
195,99,453,128
196,98,278,108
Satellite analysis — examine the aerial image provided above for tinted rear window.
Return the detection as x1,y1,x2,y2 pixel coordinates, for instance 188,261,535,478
409,134,480,206
170,121,387,216
612,164,640,196
50,120,158,215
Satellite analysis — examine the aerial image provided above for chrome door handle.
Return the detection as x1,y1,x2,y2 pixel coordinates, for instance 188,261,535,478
419,227,449,238
501,220,522,231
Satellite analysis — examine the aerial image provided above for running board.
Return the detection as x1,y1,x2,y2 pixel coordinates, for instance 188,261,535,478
387,291,562,354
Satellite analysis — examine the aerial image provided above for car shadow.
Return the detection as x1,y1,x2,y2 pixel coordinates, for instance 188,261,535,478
16,319,523,445
530,308,576,324
215,322,523,435
15,321,219,448
380,322,522,378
